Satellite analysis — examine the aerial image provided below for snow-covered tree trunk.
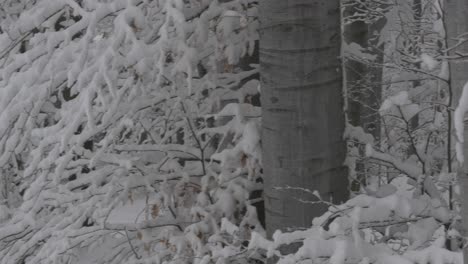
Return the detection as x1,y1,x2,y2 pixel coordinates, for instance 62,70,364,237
260,0,348,238
445,0,468,259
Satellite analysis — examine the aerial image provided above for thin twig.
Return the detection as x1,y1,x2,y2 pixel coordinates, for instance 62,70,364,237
124,227,141,260
180,101,206,174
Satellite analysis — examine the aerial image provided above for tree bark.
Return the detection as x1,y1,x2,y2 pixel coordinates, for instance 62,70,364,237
344,6,385,190
260,0,348,240
445,0,468,259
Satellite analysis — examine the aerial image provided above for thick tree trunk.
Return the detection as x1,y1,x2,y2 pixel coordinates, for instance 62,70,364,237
445,0,468,259
260,0,348,239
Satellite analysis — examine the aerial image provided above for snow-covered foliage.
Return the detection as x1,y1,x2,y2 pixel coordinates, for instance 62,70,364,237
249,190,461,264
0,0,262,263
1,0,465,263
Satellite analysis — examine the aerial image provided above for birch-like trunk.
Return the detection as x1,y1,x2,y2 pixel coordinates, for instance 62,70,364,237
445,0,468,259
260,0,348,238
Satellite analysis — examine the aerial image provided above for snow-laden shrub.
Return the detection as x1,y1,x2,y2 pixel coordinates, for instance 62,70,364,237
249,186,461,264
0,0,262,263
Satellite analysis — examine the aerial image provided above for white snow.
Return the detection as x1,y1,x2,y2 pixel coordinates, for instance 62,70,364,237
454,81,468,162
379,91,411,112
421,53,438,71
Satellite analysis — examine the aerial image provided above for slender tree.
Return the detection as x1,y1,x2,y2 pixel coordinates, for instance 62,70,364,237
260,0,348,238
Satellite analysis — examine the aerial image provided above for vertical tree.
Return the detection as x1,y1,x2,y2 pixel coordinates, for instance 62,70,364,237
343,0,386,140
445,0,468,259
260,0,348,237
343,0,387,191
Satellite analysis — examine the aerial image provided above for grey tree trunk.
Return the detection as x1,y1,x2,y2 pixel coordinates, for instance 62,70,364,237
409,0,422,150
445,0,468,259
344,11,384,140
344,8,385,190
260,0,348,239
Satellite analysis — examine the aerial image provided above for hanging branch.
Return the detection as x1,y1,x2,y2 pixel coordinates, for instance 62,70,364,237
124,227,141,260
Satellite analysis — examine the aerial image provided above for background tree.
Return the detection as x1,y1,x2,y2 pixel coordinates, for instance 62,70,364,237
343,0,388,191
